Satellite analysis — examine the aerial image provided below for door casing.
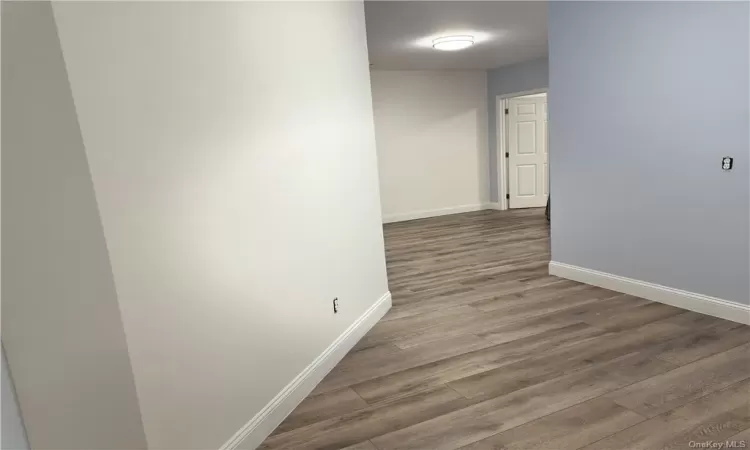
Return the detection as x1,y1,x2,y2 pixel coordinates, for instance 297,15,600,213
495,88,548,210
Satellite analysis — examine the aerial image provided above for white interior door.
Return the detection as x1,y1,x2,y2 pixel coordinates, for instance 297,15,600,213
507,94,548,208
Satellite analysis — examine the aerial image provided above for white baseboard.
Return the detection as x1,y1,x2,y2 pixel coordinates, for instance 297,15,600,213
219,291,392,450
383,203,501,223
482,202,505,211
549,261,750,325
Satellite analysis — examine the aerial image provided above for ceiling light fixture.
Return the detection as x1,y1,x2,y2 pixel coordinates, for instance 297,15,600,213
432,35,474,51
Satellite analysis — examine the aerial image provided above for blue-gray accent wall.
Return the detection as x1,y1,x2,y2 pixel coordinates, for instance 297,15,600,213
549,1,749,304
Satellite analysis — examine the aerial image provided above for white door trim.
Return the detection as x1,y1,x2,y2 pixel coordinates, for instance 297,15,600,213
496,96,509,210
495,88,548,210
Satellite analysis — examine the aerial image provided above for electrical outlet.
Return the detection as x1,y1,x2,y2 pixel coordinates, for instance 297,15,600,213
333,298,339,314
722,157,733,171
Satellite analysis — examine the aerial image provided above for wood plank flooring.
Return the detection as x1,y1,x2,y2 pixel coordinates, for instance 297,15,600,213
260,209,750,450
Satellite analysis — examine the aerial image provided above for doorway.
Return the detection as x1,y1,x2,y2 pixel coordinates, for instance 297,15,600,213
496,90,549,209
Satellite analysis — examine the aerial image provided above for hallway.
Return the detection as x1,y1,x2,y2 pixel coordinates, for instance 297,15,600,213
261,209,750,450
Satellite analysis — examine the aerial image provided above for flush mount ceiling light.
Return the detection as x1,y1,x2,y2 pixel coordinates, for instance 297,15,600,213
432,35,474,51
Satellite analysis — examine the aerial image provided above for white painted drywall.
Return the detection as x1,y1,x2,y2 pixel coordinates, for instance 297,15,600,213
2,3,147,448
49,2,389,449
2,347,29,450
370,70,489,221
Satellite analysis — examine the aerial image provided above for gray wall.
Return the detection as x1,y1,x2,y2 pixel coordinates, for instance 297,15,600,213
2,347,29,450
486,57,549,201
2,2,147,448
549,1,749,304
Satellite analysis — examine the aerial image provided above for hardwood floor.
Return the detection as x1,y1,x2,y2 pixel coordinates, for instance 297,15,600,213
260,209,750,450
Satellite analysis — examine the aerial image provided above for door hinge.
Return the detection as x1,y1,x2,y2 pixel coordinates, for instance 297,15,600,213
504,108,509,115
506,194,510,200
505,152,509,158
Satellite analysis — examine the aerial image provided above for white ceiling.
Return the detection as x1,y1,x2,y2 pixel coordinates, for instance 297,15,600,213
364,1,548,70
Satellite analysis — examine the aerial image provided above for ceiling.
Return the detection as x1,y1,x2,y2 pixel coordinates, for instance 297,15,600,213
364,1,548,70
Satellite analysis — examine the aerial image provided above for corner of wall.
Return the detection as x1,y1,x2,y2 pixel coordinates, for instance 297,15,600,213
2,3,147,448
223,292,392,450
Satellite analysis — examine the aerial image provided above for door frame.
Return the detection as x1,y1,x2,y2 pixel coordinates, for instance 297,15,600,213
495,88,548,210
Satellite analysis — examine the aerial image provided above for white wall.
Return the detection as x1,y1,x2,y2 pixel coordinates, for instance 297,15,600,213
6,2,389,449
3,3,147,448
2,347,29,450
370,70,489,222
